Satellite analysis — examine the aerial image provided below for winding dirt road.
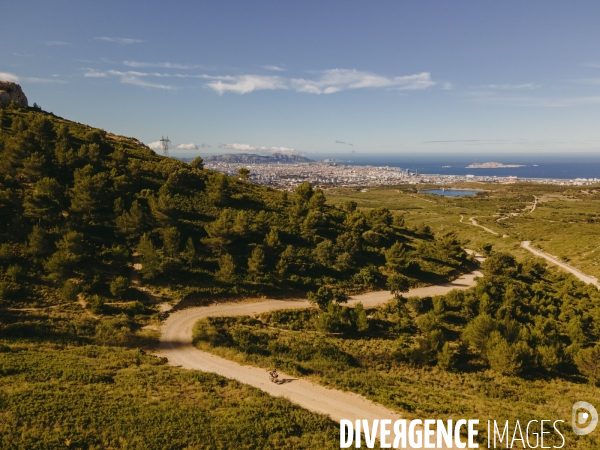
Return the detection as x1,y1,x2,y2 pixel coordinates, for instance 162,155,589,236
521,241,599,289
157,270,482,448
468,217,500,236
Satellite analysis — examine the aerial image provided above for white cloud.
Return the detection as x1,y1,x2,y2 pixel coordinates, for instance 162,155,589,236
124,61,205,70
82,69,175,90
120,76,173,90
487,83,540,90
218,143,299,154
95,37,145,45
1,72,66,85
207,75,289,95
146,141,163,150
175,143,199,150
44,40,70,46
24,77,66,84
290,70,435,94
0,72,20,83
205,69,436,95
81,65,436,96
83,69,108,78
443,82,453,90
200,143,212,148
261,65,287,71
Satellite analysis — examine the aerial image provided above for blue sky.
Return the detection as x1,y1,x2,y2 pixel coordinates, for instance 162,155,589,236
3,1,600,157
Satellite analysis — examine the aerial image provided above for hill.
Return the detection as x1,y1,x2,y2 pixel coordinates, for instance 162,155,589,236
203,152,314,164
0,100,474,309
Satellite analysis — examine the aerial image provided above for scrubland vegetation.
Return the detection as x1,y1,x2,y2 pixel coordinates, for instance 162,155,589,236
0,341,341,449
326,183,600,279
0,103,409,448
194,252,600,447
2,100,600,448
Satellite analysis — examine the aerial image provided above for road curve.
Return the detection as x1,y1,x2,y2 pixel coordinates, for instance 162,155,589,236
157,270,482,448
521,241,599,289
468,217,500,236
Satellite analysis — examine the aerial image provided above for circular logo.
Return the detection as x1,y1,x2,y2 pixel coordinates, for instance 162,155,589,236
572,401,599,436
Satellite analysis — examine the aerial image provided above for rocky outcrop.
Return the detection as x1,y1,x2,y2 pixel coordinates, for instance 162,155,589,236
0,81,28,107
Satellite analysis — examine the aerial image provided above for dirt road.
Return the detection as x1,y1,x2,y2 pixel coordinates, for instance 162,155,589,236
521,241,599,289
157,270,482,448
468,217,500,236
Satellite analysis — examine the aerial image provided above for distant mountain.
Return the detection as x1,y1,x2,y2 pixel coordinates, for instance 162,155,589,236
202,153,314,164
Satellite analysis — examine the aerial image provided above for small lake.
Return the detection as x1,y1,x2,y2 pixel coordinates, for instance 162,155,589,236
420,189,481,197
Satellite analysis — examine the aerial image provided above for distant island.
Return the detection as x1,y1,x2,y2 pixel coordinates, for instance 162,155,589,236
200,153,314,164
466,162,525,169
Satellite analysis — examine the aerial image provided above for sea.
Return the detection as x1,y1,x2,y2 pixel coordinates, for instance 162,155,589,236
306,152,600,180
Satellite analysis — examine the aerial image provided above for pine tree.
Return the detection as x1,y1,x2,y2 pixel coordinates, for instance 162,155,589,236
353,302,369,332
314,239,334,265
385,241,407,272
115,200,146,238
137,234,161,280
44,231,86,280
233,210,250,237
437,343,455,371
28,224,50,257
575,345,600,385
69,165,107,218
216,254,236,282
23,177,62,225
387,274,410,299
208,173,229,205
237,167,250,181
109,276,129,298
182,237,196,269
264,228,281,248
203,209,233,252
247,246,266,276
163,227,180,258
190,156,204,170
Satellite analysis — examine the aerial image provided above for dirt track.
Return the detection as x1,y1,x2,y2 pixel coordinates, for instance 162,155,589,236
157,270,482,448
468,217,500,236
521,241,599,288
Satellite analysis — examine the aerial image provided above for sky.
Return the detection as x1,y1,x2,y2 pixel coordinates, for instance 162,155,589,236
2,1,600,157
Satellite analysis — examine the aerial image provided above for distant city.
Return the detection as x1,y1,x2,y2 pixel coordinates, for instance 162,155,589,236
200,154,599,189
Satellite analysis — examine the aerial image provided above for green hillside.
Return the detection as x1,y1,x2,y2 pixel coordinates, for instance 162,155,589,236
0,102,474,309
0,101,475,448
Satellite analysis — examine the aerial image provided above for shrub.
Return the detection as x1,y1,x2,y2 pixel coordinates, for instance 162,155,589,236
59,280,79,302
575,345,600,385
109,276,129,299
307,286,347,310
353,302,369,332
462,313,497,352
537,344,562,372
437,343,455,371
88,295,105,314
94,316,134,345
126,300,145,315
387,274,410,299
6,264,23,283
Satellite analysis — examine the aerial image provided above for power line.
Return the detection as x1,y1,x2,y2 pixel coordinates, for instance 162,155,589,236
160,136,171,157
